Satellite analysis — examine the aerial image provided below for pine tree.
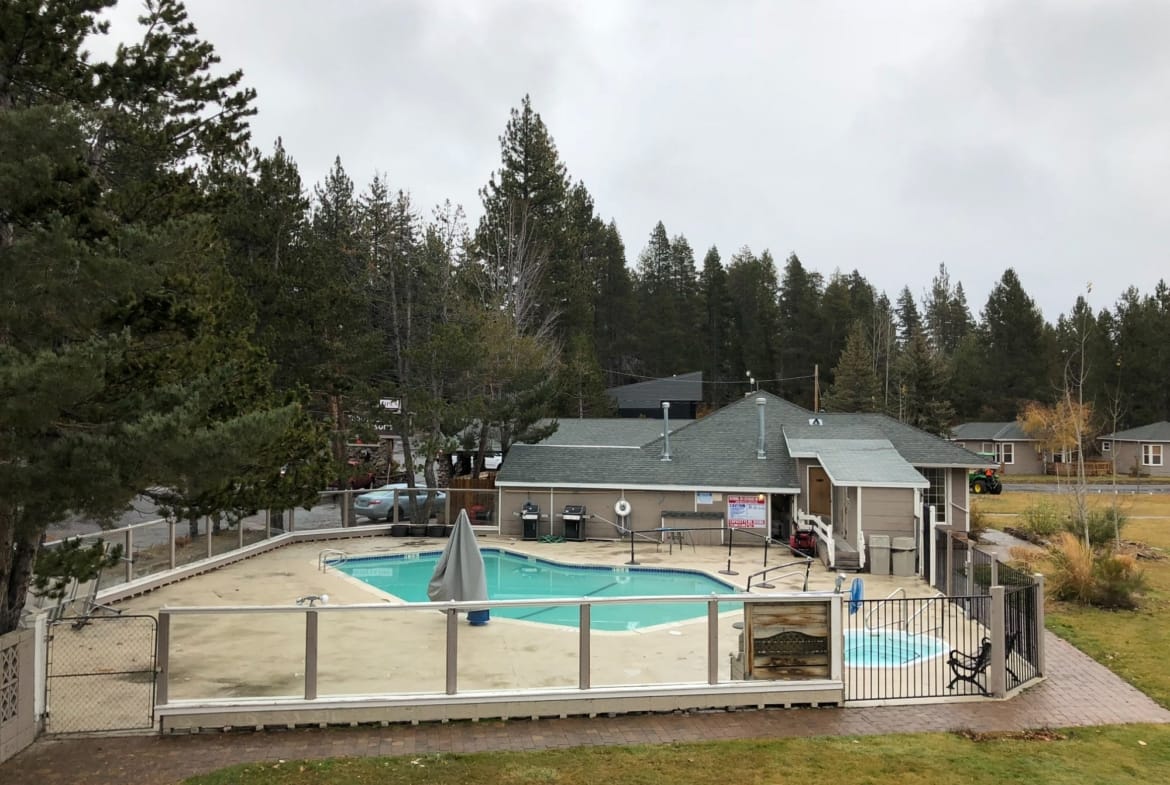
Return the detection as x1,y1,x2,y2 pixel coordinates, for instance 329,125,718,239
1,1,311,633
699,246,734,404
980,268,1053,418
726,247,782,397
822,322,881,413
777,253,823,404
895,286,922,344
895,328,955,435
924,263,973,355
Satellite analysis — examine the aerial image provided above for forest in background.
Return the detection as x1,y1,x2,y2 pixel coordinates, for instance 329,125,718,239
3,1,1169,630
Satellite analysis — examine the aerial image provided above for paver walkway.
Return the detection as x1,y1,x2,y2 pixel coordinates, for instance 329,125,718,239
4,630,1168,785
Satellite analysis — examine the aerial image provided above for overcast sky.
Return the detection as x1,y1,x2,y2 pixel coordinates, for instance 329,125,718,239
102,0,1169,322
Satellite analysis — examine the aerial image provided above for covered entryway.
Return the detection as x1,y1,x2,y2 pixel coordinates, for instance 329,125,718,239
45,615,157,733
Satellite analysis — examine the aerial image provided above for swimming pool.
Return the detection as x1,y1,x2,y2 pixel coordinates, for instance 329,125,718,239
844,629,948,667
335,549,740,631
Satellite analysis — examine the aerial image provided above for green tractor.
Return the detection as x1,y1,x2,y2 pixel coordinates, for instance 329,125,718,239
969,455,1003,495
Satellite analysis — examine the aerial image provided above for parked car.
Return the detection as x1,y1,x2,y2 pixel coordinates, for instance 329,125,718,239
354,483,448,521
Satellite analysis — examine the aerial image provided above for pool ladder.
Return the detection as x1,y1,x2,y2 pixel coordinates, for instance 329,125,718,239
318,548,348,572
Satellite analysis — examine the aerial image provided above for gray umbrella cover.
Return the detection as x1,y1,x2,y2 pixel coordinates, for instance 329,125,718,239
427,508,488,605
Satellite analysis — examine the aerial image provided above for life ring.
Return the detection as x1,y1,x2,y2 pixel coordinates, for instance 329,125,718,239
614,498,632,518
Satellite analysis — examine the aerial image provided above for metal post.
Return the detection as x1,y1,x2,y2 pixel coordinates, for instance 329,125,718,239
124,528,133,583
720,527,738,576
288,507,296,533
707,599,719,685
627,524,638,566
156,611,170,707
205,516,212,559
304,610,318,700
238,516,245,549
578,604,591,690
944,531,953,596
989,585,1006,698
265,509,271,539
168,518,176,569
990,557,999,587
445,608,458,695
1034,573,1046,676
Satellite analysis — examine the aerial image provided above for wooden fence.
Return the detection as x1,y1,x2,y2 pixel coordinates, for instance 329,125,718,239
1045,461,1113,477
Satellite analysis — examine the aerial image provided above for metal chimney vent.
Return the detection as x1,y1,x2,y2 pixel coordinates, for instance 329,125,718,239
756,397,766,460
661,401,672,462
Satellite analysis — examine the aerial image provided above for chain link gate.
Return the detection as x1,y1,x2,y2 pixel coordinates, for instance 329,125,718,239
45,615,157,733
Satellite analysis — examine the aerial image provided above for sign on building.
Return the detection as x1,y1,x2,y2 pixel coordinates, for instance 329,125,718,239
727,494,766,528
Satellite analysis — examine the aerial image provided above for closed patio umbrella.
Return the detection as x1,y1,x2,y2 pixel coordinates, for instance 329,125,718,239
427,508,489,625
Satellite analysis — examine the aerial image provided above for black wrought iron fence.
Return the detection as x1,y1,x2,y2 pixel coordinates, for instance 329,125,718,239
844,594,990,702
1005,583,1042,688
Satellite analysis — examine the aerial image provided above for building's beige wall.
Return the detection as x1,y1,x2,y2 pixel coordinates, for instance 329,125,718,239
1001,442,1043,475
1110,443,1170,478
859,487,916,541
499,488,771,547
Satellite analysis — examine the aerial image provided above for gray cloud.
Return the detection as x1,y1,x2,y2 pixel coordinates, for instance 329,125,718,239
98,0,1169,320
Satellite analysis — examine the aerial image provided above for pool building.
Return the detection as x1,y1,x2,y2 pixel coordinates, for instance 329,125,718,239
496,391,992,577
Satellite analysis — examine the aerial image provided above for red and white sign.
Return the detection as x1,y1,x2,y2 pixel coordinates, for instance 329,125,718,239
727,495,767,528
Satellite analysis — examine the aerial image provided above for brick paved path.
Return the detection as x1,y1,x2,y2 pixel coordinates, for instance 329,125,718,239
4,632,1169,785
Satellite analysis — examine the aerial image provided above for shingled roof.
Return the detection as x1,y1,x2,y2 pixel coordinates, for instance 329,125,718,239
497,392,990,491
1100,421,1170,443
605,371,703,410
950,422,1034,442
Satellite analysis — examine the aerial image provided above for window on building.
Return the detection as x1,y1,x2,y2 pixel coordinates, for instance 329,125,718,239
1101,441,1112,453
995,443,1014,464
921,467,947,523
1144,444,1164,467
980,442,993,454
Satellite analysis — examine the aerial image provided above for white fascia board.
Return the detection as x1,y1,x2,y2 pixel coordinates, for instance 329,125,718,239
496,481,801,494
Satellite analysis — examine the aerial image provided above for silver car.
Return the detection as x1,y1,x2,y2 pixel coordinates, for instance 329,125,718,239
354,483,447,522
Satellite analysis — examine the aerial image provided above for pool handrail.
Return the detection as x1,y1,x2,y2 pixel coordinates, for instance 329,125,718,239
744,558,813,592
318,548,348,572
863,587,907,631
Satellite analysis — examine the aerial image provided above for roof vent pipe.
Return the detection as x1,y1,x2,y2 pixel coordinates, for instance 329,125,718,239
661,401,672,462
756,397,767,459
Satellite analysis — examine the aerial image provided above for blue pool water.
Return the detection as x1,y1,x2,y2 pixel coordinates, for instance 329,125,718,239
844,629,948,666
335,549,740,631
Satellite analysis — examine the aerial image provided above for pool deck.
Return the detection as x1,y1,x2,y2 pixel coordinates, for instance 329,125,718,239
5,531,1170,785
114,533,891,701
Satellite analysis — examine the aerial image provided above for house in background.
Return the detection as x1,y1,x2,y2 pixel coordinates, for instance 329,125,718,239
1098,422,1170,478
605,371,703,418
950,422,1043,475
497,392,990,575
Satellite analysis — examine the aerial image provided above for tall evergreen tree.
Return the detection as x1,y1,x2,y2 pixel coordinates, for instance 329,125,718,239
895,286,922,344
1,0,315,634
776,253,822,404
822,322,880,413
924,263,973,355
726,247,782,397
980,268,1053,419
699,246,734,404
591,221,634,387
895,328,955,435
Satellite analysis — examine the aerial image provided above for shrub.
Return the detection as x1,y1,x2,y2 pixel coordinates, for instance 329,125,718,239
1022,501,1064,539
1046,532,1146,609
1062,507,1127,548
1092,552,1145,609
968,505,989,541
1047,532,1095,604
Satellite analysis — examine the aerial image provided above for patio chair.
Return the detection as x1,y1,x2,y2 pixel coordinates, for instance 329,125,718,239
946,637,992,696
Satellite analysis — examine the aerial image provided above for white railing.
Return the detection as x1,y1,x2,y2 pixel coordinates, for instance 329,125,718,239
797,511,833,567
154,592,845,730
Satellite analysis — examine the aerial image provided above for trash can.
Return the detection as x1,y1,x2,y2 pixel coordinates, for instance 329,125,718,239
521,502,540,540
891,536,917,577
869,534,891,576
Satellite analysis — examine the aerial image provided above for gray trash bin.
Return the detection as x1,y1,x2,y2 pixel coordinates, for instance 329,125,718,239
891,536,916,577
869,534,891,576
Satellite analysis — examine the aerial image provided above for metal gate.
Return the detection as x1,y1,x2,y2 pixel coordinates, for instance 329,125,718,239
45,615,157,733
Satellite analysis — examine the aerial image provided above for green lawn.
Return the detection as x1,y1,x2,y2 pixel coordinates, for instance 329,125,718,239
184,491,1170,785
186,727,1170,785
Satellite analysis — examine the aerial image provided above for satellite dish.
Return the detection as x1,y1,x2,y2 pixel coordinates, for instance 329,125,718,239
614,498,632,518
